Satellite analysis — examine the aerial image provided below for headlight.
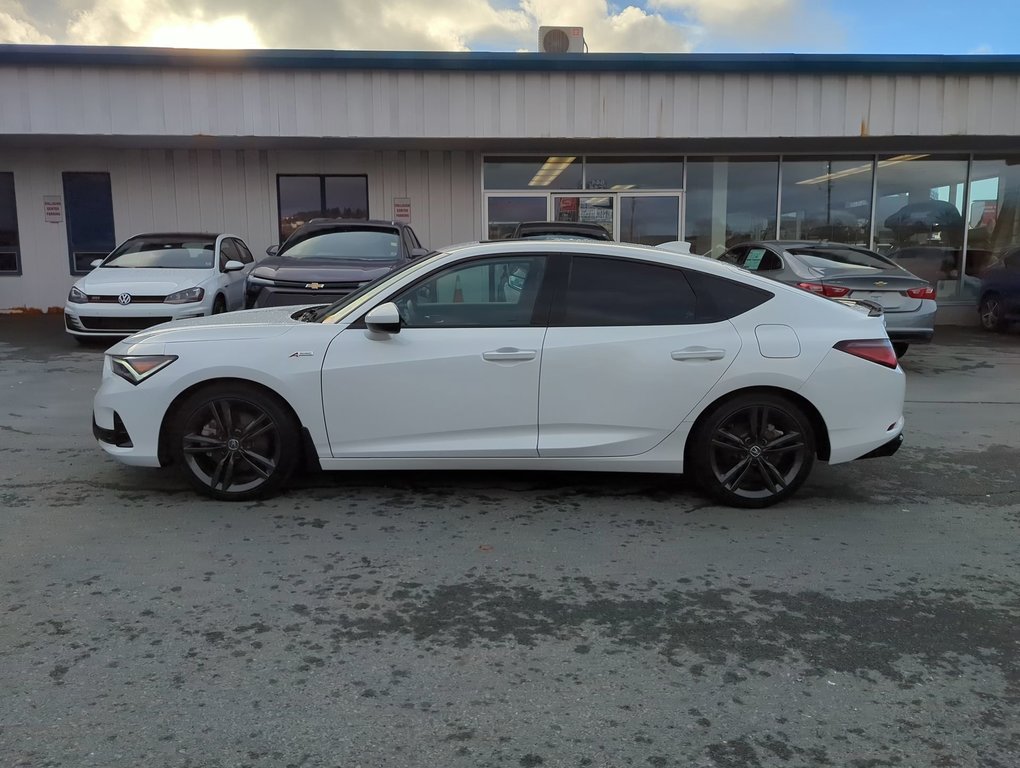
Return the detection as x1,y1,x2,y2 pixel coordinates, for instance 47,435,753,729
109,355,178,385
165,287,204,304
68,286,88,304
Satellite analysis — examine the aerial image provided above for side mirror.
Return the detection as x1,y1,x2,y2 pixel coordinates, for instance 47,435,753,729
409,247,428,260
90,259,104,268
223,259,245,272
364,302,401,335
266,244,280,257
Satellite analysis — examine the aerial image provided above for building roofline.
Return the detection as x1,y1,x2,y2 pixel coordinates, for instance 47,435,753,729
2,44,1020,75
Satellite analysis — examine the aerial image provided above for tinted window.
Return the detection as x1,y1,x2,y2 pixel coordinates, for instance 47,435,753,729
104,237,216,269
277,175,368,242
0,172,19,274
788,246,894,271
63,172,116,273
484,156,582,190
234,239,255,264
561,257,697,326
393,256,547,328
685,269,774,322
281,229,400,261
219,239,240,268
742,247,783,271
719,246,747,265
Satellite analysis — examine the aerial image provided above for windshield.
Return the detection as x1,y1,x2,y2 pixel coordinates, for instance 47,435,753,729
519,233,605,241
281,229,401,261
788,246,896,272
102,238,216,269
314,250,447,323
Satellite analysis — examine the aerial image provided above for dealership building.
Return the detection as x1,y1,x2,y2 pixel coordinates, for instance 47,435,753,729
2,44,1020,319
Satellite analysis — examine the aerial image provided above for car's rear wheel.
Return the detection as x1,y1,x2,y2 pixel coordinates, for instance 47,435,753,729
169,383,299,501
892,342,909,358
979,293,1005,332
689,393,816,508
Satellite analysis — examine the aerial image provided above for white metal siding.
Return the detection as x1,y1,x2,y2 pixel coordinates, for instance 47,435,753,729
2,66,1020,140
0,147,480,310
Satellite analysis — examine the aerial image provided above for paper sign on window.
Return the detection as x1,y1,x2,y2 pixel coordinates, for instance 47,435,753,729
744,248,766,270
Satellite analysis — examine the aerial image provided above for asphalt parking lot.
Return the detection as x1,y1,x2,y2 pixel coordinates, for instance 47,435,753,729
1,316,1018,768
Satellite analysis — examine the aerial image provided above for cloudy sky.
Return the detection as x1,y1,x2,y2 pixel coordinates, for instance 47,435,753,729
0,0,1017,54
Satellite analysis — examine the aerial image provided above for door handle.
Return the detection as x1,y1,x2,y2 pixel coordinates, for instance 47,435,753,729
671,347,726,361
482,347,537,362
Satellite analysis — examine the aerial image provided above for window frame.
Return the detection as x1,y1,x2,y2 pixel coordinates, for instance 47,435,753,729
0,171,21,276
276,174,369,244
219,238,241,270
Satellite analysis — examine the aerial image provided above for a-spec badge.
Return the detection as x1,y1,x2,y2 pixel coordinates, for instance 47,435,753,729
305,282,325,290
118,293,132,305
289,351,314,358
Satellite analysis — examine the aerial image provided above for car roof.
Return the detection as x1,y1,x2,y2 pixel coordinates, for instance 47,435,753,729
513,221,613,238
740,240,875,251
296,218,402,232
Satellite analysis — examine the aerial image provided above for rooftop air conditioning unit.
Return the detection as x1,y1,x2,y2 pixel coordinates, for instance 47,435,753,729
538,26,584,54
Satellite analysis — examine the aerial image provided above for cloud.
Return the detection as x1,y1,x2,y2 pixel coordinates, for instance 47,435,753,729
0,1,54,44
650,0,845,49
0,0,698,52
67,0,264,49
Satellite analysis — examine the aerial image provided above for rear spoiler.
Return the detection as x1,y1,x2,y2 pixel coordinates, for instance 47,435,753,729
832,298,884,318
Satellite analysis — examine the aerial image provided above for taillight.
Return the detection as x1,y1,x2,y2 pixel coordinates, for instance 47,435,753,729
797,281,850,298
905,285,936,300
834,339,898,369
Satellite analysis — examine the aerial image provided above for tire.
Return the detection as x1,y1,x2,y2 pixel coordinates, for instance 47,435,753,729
688,393,816,509
892,342,909,358
979,293,1005,332
169,382,300,501
212,295,227,315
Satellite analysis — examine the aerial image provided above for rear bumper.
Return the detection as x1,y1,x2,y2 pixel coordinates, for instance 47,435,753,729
883,299,936,343
886,329,934,343
856,432,903,460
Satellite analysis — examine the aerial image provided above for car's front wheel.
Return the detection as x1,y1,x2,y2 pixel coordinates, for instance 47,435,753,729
979,293,1005,332
169,383,300,501
689,393,816,508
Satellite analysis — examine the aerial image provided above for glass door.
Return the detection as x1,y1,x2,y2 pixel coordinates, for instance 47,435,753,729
552,195,616,239
618,194,682,246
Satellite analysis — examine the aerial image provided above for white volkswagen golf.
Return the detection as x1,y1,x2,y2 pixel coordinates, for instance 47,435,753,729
92,240,905,508
65,232,256,342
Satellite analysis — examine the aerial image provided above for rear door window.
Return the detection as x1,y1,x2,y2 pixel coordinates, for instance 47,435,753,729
743,247,782,272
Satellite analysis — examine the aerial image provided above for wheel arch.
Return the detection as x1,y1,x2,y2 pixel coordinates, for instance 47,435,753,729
157,377,313,468
684,385,831,463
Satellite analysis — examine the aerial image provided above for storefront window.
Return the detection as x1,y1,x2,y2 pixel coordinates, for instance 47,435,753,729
63,172,116,274
553,195,615,237
780,157,873,246
0,172,19,274
277,175,368,243
584,157,683,190
486,196,548,239
964,156,1020,301
685,157,778,257
484,156,582,190
874,155,968,300
620,196,680,245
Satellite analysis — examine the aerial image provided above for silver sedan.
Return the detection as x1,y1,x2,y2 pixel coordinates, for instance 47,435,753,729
719,241,937,357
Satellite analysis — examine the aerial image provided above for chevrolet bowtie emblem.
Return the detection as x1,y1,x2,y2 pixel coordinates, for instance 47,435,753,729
874,281,888,286
305,282,325,289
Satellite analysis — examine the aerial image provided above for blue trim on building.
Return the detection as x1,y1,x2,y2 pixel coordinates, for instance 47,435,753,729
2,44,1020,75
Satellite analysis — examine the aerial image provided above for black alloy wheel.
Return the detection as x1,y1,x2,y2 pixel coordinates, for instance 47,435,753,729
691,393,816,508
170,384,299,500
979,293,1004,332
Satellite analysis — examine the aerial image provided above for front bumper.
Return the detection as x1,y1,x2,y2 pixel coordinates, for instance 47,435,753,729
65,303,208,337
246,284,359,309
93,368,165,467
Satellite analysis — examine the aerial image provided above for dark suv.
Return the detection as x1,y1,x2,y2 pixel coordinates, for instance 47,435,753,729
245,219,427,309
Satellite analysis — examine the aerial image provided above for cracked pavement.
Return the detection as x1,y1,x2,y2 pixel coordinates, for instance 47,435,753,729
1,316,1019,768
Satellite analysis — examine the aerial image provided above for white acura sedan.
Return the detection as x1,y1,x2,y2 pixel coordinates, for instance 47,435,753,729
92,240,905,508
65,232,256,342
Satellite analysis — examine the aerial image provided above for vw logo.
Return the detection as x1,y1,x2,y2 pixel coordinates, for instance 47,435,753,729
117,293,132,305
